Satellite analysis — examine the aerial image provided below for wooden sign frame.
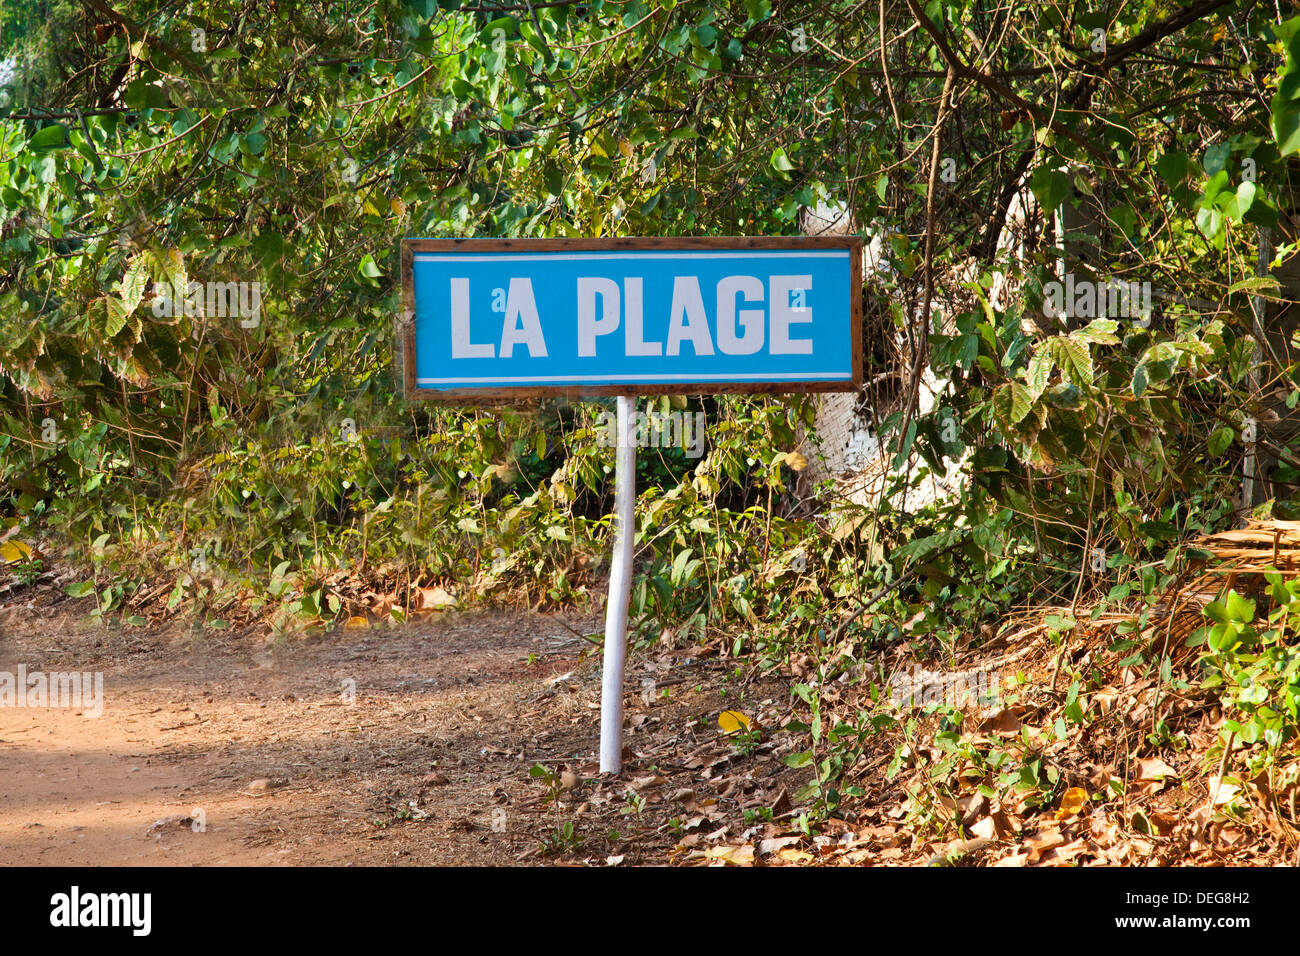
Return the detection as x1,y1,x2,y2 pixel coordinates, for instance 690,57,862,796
400,236,862,402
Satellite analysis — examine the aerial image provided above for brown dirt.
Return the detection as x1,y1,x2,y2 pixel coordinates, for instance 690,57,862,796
0,604,802,866
6,572,1290,868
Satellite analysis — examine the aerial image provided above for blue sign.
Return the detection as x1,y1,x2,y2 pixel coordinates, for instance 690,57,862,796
401,238,861,398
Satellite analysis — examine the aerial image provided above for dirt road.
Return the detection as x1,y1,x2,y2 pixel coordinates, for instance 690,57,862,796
0,606,800,866
0,609,619,865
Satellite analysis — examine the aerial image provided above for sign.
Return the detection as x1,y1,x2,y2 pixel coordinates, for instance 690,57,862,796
398,234,863,774
401,237,862,399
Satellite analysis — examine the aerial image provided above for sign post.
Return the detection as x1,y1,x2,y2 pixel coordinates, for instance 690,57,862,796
599,394,636,772
401,237,862,774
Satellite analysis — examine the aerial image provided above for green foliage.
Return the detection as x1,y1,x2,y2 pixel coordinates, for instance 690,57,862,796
2,0,1299,835
1195,581,1300,770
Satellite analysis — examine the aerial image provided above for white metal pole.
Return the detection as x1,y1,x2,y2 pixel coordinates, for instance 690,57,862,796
600,394,636,774
1244,227,1270,519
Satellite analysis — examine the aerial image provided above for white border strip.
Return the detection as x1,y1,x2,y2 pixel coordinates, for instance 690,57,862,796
413,251,850,263
417,372,851,385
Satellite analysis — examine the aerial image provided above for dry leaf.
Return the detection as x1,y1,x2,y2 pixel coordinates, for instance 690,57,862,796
417,586,457,610
718,710,750,734
758,835,802,856
1208,774,1242,806
1135,757,1178,793
1026,827,1065,864
0,540,31,563
704,844,754,866
978,706,1027,735
1039,838,1090,866
1055,786,1088,821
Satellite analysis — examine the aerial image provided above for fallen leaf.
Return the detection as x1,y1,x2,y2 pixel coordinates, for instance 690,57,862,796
1026,827,1066,864
1039,838,1090,866
0,540,32,563
1147,810,1178,836
1135,757,1177,782
704,844,754,866
416,586,457,610
1055,787,1088,821
759,835,802,856
978,706,1027,735
769,788,792,814
958,792,988,825
1208,774,1242,806
718,710,750,734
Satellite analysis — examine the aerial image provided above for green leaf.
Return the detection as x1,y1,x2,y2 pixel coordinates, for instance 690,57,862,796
543,160,564,195
1024,346,1054,401
1226,590,1256,623
1155,150,1189,187
783,751,813,769
1132,363,1149,398
1044,382,1081,409
1200,169,1230,205
1225,180,1256,223
104,297,129,338
1051,335,1093,386
1073,318,1120,344
118,256,151,315
1208,426,1234,456
28,124,68,150
1203,143,1231,176
1272,21,1300,157
1226,275,1281,296
1029,165,1071,211
769,147,793,172
993,382,1033,425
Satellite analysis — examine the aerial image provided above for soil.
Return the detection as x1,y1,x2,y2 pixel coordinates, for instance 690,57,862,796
4,587,1288,868
0,604,801,866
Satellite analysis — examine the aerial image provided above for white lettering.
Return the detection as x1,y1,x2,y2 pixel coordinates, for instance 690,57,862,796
665,277,714,356
450,277,494,358
770,275,813,354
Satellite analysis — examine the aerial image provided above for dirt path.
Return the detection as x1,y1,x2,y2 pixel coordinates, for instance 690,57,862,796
0,609,610,865
0,607,801,866
6,599,1274,869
